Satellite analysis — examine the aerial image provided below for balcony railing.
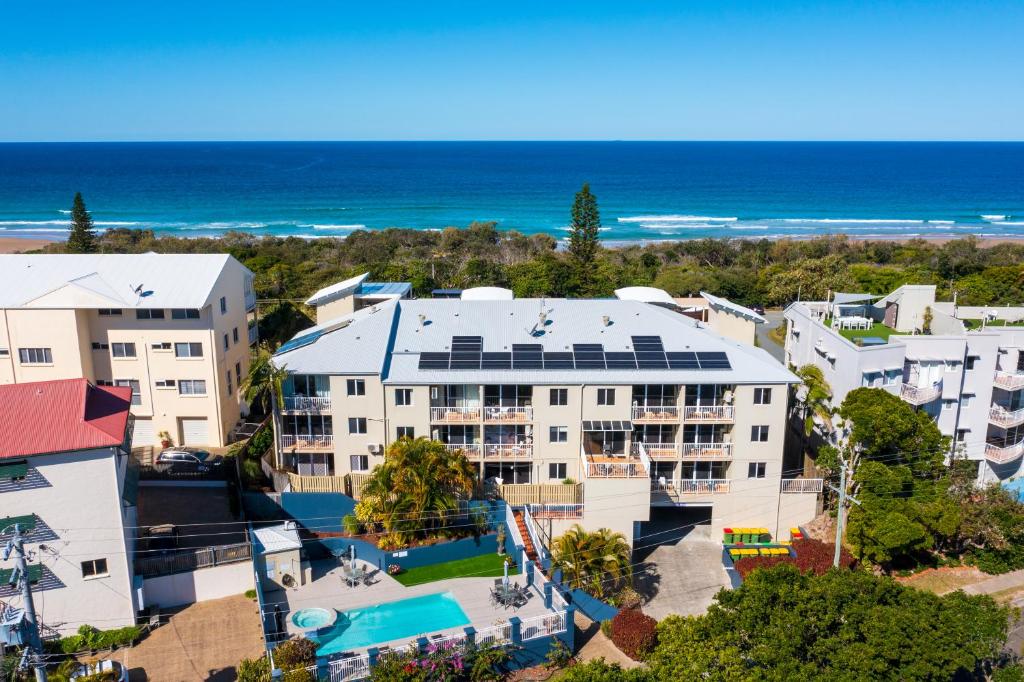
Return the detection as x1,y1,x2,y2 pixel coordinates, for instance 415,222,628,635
430,405,482,423
781,478,824,493
989,405,1024,429
482,443,533,459
632,442,679,459
245,289,257,312
282,395,331,412
248,324,258,345
985,440,1024,465
994,371,1024,391
676,479,731,495
280,434,334,450
443,443,482,458
526,503,584,520
631,404,680,422
483,405,533,422
681,442,733,459
899,381,942,405
683,405,735,422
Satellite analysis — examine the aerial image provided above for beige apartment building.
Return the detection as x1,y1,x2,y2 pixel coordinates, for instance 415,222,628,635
273,286,821,543
0,254,256,447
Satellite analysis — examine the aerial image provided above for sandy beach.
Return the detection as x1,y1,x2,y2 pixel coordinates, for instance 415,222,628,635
0,236,55,253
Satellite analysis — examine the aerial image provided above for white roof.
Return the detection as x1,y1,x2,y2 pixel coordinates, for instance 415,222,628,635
461,287,514,301
0,254,248,309
273,300,400,374
614,286,676,304
700,291,766,324
304,272,369,306
253,522,302,554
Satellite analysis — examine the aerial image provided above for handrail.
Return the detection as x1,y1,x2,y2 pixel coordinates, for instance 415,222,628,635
899,381,942,405
633,442,679,458
504,502,527,561
483,443,533,459
994,371,1024,391
522,505,549,564
282,395,331,411
681,442,733,459
631,404,680,421
482,405,534,422
780,478,824,493
280,433,333,449
430,405,482,422
443,443,482,457
989,405,1024,428
985,440,1024,464
683,405,735,421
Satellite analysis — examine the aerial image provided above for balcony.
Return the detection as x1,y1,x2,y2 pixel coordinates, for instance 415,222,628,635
681,442,733,459
245,289,257,312
430,406,482,423
651,478,731,502
632,442,679,459
585,458,647,478
994,371,1024,392
483,406,533,423
526,503,584,520
248,324,259,345
989,405,1024,429
282,395,331,412
631,404,680,422
443,443,482,459
280,434,334,451
482,443,533,459
899,381,942,406
683,405,735,422
781,478,824,494
985,440,1024,465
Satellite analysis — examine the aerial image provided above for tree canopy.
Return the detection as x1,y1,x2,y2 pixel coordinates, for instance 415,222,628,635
66,192,97,253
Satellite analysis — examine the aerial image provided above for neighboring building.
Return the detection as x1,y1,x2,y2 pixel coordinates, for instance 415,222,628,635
615,287,766,345
0,379,137,631
0,254,257,447
304,272,412,324
272,285,819,544
785,285,1024,484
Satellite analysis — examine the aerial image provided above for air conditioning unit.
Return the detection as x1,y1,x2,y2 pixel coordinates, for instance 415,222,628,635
722,390,734,404
367,443,381,454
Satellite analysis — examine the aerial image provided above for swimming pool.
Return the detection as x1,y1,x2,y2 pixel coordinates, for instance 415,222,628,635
312,592,470,655
1003,478,1024,502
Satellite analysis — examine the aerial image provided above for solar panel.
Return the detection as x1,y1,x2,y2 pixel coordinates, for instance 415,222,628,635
635,351,669,369
512,343,544,369
573,344,604,352
573,352,606,369
276,330,323,354
449,352,482,369
451,336,483,352
631,335,665,351
696,351,731,370
604,352,638,369
481,352,512,369
418,352,451,370
666,352,700,369
543,352,574,369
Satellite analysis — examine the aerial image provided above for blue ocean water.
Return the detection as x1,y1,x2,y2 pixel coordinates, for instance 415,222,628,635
0,142,1022,242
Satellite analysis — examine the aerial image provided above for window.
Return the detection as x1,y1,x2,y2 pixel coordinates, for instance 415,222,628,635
550,388,568,406
751,425,770,442
111,342,136,358
753,388,772,405
397,426,415,439
136,309,165,319
961,394,974,408
395,388,413,406
171,309,200,320
942,399,956,411
223,334,229,351
350,455,369,472
95,380,113,386
549,463,567,479
114,379,141,405
549,426,568,443
91,342,109,350
98,309,122,317
18,348,52,364
0,349,8,357
748,462,767,479
151,342,172,351
347,379,365,396
597,388,615,406
956,429,969,443
226,370,233,396
81,558,108,579
219,296,227,314
944,360,961,372
155,379,176,389
174,342,203,358
966,356,978,370
348,417,367,434
235,362,241,385
178,379,207,395
232,327,239,344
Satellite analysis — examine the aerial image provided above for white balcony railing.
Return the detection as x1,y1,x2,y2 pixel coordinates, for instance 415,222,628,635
985,440,1024,465
632,442,679,459
526,503,584,520
781,478,824,493
989,405,1024,429
899,381,942,405
994,371,1024,391
681,442,733,459
247,324,258,345
683,405,735,422
430,405,482,423
676,479,731,495
482,405,533,422
280,434,334,450
631,404,680,421
482,443,533,459
244,289,257,312
282,395,331,411
443,443,481,458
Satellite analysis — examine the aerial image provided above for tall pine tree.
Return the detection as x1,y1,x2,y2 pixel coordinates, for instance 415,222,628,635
567,183,601,292
67,192,97,253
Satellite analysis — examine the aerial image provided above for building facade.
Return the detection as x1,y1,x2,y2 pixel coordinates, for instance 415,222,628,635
0,254,256,447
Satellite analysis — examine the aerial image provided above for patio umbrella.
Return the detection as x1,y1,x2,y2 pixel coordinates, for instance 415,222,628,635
350,544,356,565
503,559,509,588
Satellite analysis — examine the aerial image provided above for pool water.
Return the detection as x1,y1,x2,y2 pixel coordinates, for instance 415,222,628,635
313,592,470,655
1003,478,1024,502
292,607,336,630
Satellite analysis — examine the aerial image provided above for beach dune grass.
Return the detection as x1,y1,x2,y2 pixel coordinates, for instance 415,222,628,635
391,554,519,587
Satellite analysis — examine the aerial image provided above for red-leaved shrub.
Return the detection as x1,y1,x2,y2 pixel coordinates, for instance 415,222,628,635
609,608,657,660
735,538,855,579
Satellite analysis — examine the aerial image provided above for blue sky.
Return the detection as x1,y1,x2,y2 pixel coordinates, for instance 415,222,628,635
1,1,1021,141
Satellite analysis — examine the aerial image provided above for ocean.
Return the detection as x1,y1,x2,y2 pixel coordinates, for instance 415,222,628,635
0,142,1022,242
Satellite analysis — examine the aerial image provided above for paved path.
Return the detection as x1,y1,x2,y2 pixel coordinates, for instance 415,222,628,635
755,310,786,364
636,538,730,620
962,568,1024,596
573,612,642,669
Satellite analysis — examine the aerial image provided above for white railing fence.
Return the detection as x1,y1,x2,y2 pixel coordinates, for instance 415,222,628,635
504,502,527,560
283,395,331,411
521,505,550,564
681,442,733,458
520,611,568,641
780,478,824,493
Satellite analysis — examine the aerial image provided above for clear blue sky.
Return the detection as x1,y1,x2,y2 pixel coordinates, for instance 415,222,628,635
2,1,1021,141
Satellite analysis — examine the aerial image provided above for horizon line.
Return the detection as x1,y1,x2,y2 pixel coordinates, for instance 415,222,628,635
2,139,1023,145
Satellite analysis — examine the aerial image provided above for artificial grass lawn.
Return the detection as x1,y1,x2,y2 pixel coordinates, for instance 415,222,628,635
392,553,519,587
833,321,895,343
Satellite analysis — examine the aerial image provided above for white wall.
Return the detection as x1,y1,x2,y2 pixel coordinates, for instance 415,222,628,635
141,560,254,608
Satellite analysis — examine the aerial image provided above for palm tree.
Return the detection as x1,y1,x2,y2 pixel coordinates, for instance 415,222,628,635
550,525,632,599
241,343,287,415
795,364,833,437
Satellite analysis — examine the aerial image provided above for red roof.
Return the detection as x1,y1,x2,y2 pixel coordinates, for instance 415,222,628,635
0,379,132,459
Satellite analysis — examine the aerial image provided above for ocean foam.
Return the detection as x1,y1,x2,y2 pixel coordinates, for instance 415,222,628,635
982,215,1008,221
309,224,366,230
779,218,925,224
617,215,738,223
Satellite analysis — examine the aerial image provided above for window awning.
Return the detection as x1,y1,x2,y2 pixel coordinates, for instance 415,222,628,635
0,514,36,534
832,293,879,305
0,564,42,584
582,420,632,431
0,460,27,480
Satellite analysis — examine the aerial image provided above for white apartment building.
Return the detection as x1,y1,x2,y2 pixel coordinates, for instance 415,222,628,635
0,254,256,447
785,285,1024,483
0,379,138,632
272,286,820,543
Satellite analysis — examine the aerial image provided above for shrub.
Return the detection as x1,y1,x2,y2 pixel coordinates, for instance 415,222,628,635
387,564,403,575
273,638,317,669
342,514,362,535
244,588,258,599
54,624,142,654
609,608,657,660
236,655,270,682
735,539,854,579
377,533,406,551
248,427,273,457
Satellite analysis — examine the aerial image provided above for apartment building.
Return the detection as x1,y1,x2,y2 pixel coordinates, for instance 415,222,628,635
272,286,819,543
785,285,1024,483
0,379,138,631
0,254,256,447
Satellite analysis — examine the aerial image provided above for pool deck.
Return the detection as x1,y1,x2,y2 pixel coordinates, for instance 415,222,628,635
264,557,557,655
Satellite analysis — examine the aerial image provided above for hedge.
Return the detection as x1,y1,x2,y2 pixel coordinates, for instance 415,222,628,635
735,538,854,579
609,608,657,661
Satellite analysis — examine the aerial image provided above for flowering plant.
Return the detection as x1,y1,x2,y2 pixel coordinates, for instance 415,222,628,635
387,563,404,576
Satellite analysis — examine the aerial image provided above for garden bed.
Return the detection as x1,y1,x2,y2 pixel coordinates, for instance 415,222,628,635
391,553,519,586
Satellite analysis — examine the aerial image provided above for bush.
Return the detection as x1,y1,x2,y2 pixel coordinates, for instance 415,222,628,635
609,608,657,660
377,533,406,551
236,655,270,682
342,514,362,535
735,539,854,579
244,588,258,599
54,624,142,654
248,427,273,457
273,638,317,669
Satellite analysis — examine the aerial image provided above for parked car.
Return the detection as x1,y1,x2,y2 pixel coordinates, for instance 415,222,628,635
155,447,223,474
751,304,766,315
70,659,128,681
141,524,180,556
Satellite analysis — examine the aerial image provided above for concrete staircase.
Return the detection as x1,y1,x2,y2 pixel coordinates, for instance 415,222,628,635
513,510,539,563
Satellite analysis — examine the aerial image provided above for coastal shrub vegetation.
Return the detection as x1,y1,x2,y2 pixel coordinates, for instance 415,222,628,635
609,608,658,660
369,640,513,682
46,624,142,654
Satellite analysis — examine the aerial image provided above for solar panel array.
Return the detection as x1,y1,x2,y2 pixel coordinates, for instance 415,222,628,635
417,335,732,371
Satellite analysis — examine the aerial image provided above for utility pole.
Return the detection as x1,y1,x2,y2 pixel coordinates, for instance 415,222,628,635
3,524,48,682
826,457,861,568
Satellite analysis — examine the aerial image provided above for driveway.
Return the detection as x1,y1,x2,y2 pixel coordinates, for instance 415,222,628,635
756,310,786,364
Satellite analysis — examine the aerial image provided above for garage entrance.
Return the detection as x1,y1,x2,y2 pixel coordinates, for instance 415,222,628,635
179,418,209,446
636,505,712,554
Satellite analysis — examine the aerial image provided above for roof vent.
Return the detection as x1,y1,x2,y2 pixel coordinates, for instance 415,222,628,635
602,315,610,327
418,313,427,327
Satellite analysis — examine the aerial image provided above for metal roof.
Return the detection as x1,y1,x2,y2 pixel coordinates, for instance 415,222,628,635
304,273,369,306
461,287,514,301
357,282,412,298
832,292,878,305
253,523,302,555
0,254,249,309
700,291,766,324
614,286,676,304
